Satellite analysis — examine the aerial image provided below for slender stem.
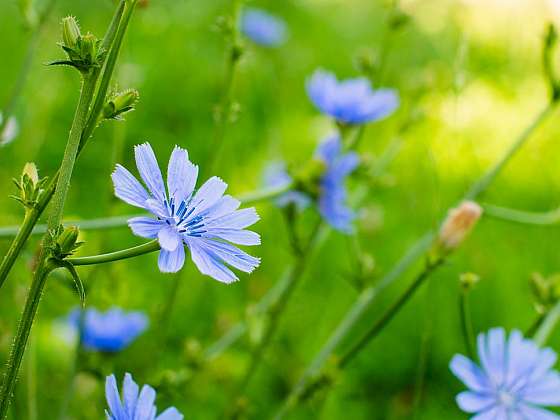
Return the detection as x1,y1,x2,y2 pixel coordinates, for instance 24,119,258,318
483,203,560,226
0,0,57,140
25,336,37,420
206,0,244,175
526,313,546,337
67,239,159,266
338,259,443,369
0,184,294,240
275,101,556,419
534,300,560,346
459,291,475,359
0,0,134,292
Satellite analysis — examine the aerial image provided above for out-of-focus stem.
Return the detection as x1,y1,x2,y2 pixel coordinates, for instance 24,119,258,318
484,203,560,225
534,300,560,346
459,291,475,360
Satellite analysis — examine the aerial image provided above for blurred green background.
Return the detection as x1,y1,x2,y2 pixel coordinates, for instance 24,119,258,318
1,0,560,418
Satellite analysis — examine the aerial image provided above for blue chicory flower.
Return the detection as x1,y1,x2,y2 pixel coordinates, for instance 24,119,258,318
306,69,399,125
450,327,560,419
105,373,183,420
315,135,359,232
263,136,358,232
112,143,260,283
262,162,311,211
68,307,148,352
241,8,287,47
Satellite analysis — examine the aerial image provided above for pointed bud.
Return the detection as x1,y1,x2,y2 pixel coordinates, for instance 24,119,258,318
22,162,39,185
102,89,140,120
62,16,81,49
438,201,482,252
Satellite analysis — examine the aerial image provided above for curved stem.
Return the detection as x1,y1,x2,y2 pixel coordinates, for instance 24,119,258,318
67,239,160,266
534,300,560,346
483,203,560,226
274,102,556,419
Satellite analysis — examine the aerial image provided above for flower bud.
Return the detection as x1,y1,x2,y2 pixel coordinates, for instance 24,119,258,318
459,272,480,292
62,16,81,49
50,225,83,260
438,201,482,252
102,89,140,120
10,162,46,210
22,162,39,185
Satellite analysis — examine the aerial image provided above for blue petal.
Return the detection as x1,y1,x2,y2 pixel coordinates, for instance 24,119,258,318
206,207,260,230
189,176,228,216
112,164,150,208
204,228,261,246
193,239,260,273
128,217,164,239
471,406,507,420
186,239,238,283
105,375,125,418
158,225,180,251
522,371,560,406
145,198,170,219
477,327,506,385
167,145,198,205
156,407,184,420
134,385,156,420
357,89,399,123
134,143,166,202
456,391,496,413
123,373,140,418
242,8,287,47
449,354,491,393
517,404,560,420
203,195,240,219
306,70,337,116
158,246,185,273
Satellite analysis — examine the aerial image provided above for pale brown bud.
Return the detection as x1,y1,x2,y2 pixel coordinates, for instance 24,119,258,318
439,201,482,251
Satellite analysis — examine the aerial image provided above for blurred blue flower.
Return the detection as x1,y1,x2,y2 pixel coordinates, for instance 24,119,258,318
68,307,147,352
241,8,286,47
450,327,560,419
316,135,359,232
105,373,183,420
112,143,260,283
306,69,399,125
263,162,311,211
263,136,358,232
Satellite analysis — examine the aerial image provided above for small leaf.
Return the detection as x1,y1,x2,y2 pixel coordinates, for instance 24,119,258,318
60,261,86,307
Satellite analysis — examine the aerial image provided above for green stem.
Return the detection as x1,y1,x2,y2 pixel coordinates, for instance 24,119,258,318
205,0,244,175
0,0,134,292
459,291,475,359
534,300,560,346
67,239,160,266
483,203,560,225
338,259,443,369
275,98,556,420
0,183,294,240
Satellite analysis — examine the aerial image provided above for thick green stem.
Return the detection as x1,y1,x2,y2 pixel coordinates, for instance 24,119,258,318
67,239,160,266
274,102,556,419
0,0,132,291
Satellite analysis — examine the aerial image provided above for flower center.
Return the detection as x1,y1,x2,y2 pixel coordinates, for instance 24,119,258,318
497,389,516,408
167,198,206,237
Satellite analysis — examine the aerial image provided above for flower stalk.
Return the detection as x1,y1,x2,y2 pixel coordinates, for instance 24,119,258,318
67,239,160,266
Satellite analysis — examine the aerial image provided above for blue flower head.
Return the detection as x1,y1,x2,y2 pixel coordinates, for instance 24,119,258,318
315,135,359,232
450,328,560,419
263,162,311,211
105,373,183,420
241,8,287,47
306,69,399,125
112,143,260,283
68,307,148,352
263,136,358,233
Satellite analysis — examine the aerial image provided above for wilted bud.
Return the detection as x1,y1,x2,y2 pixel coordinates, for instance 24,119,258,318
62,16,81,49
438,201,482,252
102,89,140,120
460,272,480,292
50,225,83,260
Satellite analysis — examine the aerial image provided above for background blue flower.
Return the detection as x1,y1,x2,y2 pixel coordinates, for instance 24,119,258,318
263,162,311,211
68,307,148,352
241,8,287,47
450,328,560,419
105,373,183,420
306,69,399,125
112,143,261,283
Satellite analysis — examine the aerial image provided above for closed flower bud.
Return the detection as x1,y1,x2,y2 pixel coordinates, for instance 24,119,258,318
438,201,482,252
62,16,81,49
11,162,47,210
22,162,38,185
459,272,480,292
50,225,83,260
102,89,140,120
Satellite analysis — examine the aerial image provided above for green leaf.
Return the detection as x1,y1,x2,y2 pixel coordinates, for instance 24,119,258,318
59,261,86,307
